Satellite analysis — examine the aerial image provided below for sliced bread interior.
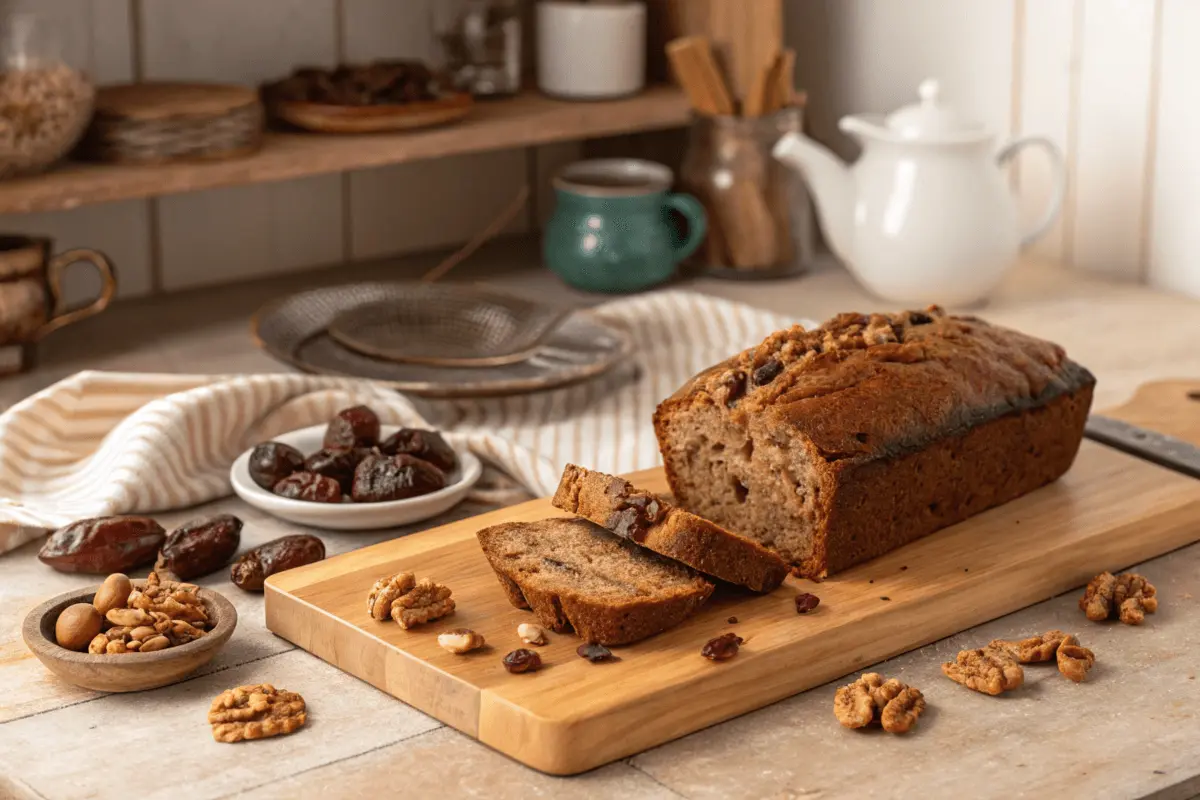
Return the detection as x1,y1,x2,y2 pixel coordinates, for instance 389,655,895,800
476,518,714,645
552,464,790,592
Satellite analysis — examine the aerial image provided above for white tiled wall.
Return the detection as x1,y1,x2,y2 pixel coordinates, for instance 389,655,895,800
789,0,1200,299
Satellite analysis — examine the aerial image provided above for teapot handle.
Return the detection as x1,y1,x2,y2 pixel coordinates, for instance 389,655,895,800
997,136,1066,249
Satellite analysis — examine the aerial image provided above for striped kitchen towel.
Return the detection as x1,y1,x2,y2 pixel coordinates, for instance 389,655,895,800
0,290,807,554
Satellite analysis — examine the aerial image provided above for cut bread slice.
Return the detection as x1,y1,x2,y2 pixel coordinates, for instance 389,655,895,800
552,464,789,592
476,518,714,645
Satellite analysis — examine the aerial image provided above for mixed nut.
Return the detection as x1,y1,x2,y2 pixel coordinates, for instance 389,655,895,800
53,571,211,655
249,406,458,504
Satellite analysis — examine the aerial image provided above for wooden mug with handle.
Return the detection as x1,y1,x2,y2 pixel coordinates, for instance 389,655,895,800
0,235,117,374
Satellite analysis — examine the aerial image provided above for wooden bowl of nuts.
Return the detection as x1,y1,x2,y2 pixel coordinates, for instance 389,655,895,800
21,573,237,692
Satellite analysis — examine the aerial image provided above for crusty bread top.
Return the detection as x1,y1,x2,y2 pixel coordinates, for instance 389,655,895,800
552,464,789,592
656,307,1096,461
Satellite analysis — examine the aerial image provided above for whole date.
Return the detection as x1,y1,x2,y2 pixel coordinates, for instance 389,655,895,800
230,534,326,592
323,405,381,450
38,516,166,575
380,428,458,472
248,441,305,490
156,514,243,580
352,453,446,503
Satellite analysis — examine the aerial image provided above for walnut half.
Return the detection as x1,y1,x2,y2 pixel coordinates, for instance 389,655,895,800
833,673,925,734
391,578,455,629
942,648,1024,695
208,684,307,743
1080,571,1158,625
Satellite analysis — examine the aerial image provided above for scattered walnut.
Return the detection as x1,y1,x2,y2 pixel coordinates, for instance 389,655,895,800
518,622,548,646
208,684,307,743
366,572,416,621
390,577,455,629
880,687,926,734
1056,634,1095,682
942,648,1024,695
988,630,1069,663
833,673,924,734
437,628,485,655
1080,571,1158,625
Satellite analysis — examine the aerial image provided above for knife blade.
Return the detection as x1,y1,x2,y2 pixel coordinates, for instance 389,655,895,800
1084,415,1200,479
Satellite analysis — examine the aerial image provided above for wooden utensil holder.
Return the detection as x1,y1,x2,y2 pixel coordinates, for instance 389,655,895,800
680,106,815,276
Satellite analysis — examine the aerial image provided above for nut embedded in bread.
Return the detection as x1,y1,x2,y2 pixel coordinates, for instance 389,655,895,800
653,307,1095,578
551,464,789,592
476,518,713,646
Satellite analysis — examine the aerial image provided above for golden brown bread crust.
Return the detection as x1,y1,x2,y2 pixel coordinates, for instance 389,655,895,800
654,307,1096,578
551,464,789,592
476,519,714,645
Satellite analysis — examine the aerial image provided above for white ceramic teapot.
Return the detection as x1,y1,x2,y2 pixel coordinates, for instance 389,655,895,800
773,79,1065,306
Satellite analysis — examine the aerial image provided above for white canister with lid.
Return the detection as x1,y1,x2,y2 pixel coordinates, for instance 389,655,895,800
537,1,647,100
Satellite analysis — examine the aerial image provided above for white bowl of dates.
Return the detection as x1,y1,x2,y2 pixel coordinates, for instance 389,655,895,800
22,576,237,693
230,405,481,531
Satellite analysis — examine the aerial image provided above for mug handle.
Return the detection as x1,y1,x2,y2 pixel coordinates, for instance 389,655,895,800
663,193,708,264
37,248,118,340
996,135,1066,249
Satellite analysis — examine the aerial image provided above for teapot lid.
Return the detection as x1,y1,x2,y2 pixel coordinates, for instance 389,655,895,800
883,79,988,141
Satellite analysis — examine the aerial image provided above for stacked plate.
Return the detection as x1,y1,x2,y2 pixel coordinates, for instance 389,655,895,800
252,283,631,398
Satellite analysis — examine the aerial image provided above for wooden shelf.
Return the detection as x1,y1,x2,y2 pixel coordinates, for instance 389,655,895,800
0,86,691,215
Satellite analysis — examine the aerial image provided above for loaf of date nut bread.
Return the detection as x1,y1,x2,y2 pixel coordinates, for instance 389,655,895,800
653,307,1095,578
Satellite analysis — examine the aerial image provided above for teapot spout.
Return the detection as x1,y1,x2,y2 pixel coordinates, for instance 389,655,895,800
772,132,854,264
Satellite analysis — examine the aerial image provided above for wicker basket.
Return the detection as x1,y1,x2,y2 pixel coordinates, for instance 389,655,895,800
80,82,264,165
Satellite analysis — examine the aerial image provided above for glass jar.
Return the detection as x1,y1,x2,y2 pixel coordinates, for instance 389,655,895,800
679,107,816,278
432,0,523,97
0,11,94,178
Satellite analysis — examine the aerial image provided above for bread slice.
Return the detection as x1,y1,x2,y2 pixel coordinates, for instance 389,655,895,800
551,464,789,592
476,518,714,645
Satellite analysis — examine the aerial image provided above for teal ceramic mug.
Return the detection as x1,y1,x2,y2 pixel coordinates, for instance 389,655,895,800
543,159,707,293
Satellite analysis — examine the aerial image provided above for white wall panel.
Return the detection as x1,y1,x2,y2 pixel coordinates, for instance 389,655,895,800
1016,0,1076,263
1148,0,1200,299
1070,0,1158,278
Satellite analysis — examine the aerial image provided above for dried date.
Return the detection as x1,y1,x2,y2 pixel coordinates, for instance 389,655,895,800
38,516,166,575
230,534,326,592
352,453,446,503
273,472,343,503
157,514,243,580
323,405,381,450
380,428,458,472
502,648,542,674
303,448,364,493
701,632,743,661
248,442,305,490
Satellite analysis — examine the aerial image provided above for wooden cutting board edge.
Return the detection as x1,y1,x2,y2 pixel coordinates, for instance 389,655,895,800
265,380,1200,775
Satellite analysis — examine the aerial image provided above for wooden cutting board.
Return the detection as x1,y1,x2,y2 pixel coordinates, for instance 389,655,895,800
265,381,1200,775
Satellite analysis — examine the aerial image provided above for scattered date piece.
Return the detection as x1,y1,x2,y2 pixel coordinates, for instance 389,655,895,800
577,643,618,663
701,632,743,662
503,648,542,674
38,516,166,575
795,593,820,614
230,534,326,591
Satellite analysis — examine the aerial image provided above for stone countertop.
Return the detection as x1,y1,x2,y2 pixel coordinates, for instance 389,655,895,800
1,243,1199,800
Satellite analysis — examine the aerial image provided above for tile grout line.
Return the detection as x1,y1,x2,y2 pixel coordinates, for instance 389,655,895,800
1137,0,1166,285
0,647,295,728
626,760,693,800
210,724,447,800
